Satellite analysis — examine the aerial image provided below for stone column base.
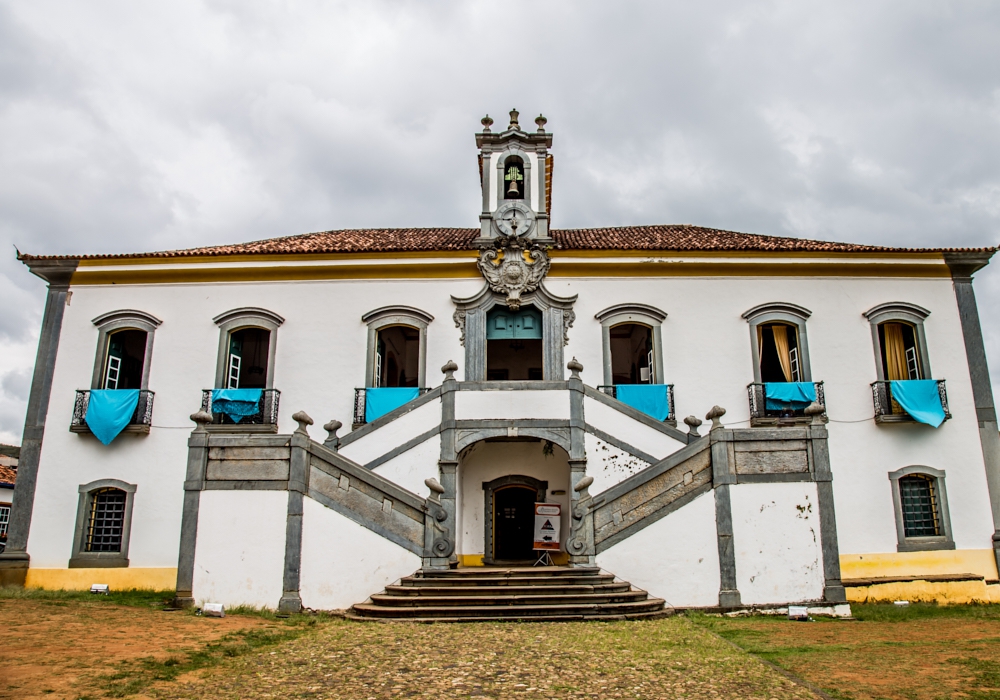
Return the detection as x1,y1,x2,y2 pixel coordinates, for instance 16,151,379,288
277,592,302,614
0,552,29,588
718,589,742,608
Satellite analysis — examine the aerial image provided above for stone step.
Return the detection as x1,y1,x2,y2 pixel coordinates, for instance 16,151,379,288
413,566,601,578
399,574,617,587
344,609,675,623
384,583,632,597
369,591,650,607
352,598,668,620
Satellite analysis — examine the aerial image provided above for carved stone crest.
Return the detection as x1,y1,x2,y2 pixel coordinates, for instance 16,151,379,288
477,234,550,310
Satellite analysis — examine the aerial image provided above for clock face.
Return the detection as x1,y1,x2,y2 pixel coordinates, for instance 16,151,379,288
493,202,536,238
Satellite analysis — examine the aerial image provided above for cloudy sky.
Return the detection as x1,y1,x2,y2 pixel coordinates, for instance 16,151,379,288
1,1,999,444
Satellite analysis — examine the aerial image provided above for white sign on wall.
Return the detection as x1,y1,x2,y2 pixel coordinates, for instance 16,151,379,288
533,503,561,551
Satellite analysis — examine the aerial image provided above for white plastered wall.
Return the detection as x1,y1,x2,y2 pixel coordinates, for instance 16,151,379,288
582,397,685,463
730,482,825,605
455,390,570,420
372,434,441,497
299,497,420,610
338,398,441,466
457,440,570,557
596,490,720,608
192,490,286,608
584,432,651,495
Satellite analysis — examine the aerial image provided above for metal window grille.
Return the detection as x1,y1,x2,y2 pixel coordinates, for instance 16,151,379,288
85,488,126,552
899,475,940,537
105,355,121,389
0,505,9,537
227,354,241,389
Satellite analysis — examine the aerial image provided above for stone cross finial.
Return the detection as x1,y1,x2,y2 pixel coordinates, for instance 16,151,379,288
442,360,458,382
323,419,342,449
535,114,547,132
425,478,445,504
705,405,727,430
567,357,583,379
683,415,703,437
481,114,493,132
292,411,313,437
508,108,519,129
190,410,213,432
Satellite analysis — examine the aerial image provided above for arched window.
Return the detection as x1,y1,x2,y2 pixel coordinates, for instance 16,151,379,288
595,304,667,387
213,308,284,390
503,156,525,200
69,478,137,568
888,466,954,552
90,310,161,391
742,303,813,383
863,302,932,382
363,306,433,388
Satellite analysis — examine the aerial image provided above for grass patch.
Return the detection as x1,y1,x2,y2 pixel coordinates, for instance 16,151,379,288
852,601,1000,622
0,585,173,608
98,616,325,698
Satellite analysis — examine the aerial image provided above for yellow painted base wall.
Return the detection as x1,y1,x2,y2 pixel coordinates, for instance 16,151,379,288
847,579,1000,604
25,568,177,591
458,553,569,567
840,549,999,581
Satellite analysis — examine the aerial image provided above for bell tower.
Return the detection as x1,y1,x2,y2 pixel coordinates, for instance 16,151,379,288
476,109,553,245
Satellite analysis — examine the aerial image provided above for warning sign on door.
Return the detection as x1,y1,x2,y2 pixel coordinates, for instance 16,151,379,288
533,503,562,551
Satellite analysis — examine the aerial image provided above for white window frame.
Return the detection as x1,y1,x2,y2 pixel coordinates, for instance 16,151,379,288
213,308,284,390
90,310,162,391
362,306,434,389
595,304,668,387
863,302,932,382
742,302,813,383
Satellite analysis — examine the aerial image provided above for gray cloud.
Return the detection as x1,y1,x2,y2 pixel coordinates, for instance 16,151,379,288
1,0,999,437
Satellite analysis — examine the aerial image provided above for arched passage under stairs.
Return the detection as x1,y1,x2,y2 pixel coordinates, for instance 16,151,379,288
456,438,571,566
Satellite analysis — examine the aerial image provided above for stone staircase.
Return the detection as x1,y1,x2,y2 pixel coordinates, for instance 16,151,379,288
348,566,672,622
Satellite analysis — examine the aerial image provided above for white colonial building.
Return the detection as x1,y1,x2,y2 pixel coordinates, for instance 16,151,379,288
2,111,999,617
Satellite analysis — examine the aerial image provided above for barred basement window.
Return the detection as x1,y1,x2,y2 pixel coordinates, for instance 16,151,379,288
888,466,954,552
69,478,136,568
0,504,10,537
899,475,940,537
85,488,127,552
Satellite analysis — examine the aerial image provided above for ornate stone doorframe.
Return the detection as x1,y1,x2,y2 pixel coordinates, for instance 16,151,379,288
482,474,548,565
452,284,576,381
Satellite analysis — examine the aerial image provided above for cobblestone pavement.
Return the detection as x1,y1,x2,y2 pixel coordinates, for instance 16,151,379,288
157,616,817,699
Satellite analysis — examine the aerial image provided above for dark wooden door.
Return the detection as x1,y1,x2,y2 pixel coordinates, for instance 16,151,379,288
493,486,536,561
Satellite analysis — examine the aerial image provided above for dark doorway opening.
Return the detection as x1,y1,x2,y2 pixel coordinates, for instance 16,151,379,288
610,323,653,385
375,325,420,387
493,486,536,562
103,329,147,389
486,305,543,381
227,327,271,389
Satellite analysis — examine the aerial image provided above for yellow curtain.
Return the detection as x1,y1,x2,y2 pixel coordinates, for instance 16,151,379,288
883,323,909,381
771,325,793,382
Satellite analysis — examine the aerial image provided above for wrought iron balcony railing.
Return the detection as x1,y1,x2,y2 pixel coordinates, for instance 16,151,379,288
747,382,826,423
353,387,432,428
201,389,280,426
871,380,951,423
596,384,676,423
71,389,155,433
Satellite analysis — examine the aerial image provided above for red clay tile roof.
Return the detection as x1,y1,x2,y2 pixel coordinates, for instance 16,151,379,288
0,464,15,488
16,225,995,261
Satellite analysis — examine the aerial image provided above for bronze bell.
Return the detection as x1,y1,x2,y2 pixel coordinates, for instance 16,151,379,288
507,177,520,196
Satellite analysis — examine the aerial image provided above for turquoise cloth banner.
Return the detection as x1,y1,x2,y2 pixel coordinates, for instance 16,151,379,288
366,387,420,423
85,389,140,445
889,380,946,428
211,388,262,423
764,382,816,411
616,384,671,421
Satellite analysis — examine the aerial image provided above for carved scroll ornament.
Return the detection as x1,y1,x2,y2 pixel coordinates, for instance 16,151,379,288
477,235,550,311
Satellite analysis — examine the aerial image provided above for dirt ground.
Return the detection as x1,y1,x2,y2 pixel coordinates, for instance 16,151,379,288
0,597,275,700
696,609,1000,699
